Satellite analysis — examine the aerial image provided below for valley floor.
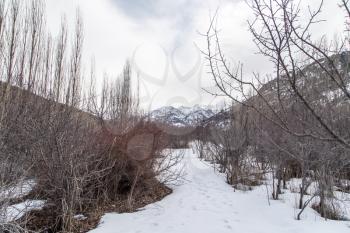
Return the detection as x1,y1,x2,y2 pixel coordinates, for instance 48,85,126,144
89,149,350,233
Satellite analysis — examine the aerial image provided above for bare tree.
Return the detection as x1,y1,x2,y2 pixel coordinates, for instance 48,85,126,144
204,0,350,219
0,1,181,232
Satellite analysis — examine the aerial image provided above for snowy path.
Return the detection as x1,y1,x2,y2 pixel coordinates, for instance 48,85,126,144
89,149,350,233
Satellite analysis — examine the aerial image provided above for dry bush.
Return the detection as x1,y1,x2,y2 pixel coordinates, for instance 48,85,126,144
0,1,181,232
194,105,265,189
204,0,350,219
311,201,346,221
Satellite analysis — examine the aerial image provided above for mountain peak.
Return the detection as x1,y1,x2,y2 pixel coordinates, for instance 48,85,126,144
150,105,216,127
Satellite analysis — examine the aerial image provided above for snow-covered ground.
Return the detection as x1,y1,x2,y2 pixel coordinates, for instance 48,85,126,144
2,199,46,223
0,179,36,200
89,149,350,233
0,180,45,223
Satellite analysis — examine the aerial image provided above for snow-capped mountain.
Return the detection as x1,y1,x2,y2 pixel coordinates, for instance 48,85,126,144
150,105,216,126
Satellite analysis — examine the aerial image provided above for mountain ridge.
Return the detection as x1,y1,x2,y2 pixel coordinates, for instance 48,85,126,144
149,105,216,127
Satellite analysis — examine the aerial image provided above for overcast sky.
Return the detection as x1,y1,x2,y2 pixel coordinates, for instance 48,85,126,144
45,0,346,110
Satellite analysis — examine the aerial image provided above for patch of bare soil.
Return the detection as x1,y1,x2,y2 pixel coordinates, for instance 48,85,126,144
17,184,172,233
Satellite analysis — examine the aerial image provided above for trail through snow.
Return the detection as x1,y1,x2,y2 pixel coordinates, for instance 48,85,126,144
89,149,350,233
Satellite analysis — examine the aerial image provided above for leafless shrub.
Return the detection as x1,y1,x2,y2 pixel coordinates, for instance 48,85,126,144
0,1,181,232
204,0,350,219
